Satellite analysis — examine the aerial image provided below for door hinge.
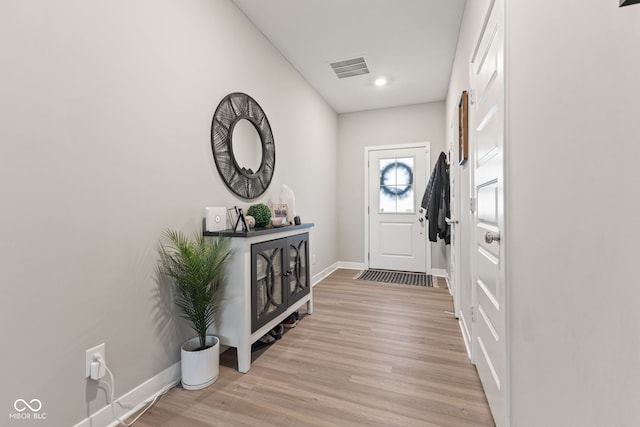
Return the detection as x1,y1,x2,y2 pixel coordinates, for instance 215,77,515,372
471,306,476,322
469,89,475,105
368,252,370,261
470,197,476,213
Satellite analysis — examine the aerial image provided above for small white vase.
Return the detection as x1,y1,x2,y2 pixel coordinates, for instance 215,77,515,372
180,335,220,390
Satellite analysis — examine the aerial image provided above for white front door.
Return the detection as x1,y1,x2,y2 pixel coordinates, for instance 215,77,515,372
367,144,429,273
470,0,507,425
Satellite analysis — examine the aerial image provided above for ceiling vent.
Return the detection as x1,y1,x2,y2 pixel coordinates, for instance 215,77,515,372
329,57,369,79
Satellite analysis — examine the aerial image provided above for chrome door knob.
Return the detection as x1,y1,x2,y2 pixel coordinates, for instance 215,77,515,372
445,217,459,225
484,231,501,244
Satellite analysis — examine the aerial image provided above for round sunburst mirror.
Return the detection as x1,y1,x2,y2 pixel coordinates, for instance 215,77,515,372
211,93,275,199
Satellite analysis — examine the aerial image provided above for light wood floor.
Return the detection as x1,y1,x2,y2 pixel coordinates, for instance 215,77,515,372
133,269,494,427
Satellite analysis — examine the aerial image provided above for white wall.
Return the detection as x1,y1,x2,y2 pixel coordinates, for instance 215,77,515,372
448,0,640,425
336,103,447,270
0,1,337,425
506,1,640,425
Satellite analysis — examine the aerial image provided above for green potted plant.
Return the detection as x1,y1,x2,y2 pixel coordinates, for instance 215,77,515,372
247,203,271,227
158,229,231,390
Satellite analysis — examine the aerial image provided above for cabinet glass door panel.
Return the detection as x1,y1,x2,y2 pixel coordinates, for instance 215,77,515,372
251,233,310,333
256,248,283,317
288,233,310,306
252,239,286,332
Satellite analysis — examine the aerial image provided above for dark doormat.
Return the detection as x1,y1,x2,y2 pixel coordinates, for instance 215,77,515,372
356,269,432,287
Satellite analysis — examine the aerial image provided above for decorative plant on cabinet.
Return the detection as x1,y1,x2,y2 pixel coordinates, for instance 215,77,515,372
247,203,272,228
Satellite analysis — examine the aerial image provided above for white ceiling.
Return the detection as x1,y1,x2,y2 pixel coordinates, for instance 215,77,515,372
231,0,466,114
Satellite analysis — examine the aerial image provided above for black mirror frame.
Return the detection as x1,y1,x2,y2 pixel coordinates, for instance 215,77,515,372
211,92,275,200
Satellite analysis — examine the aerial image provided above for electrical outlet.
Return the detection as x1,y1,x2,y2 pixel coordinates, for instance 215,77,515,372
312,253,317,264
85,343,105,378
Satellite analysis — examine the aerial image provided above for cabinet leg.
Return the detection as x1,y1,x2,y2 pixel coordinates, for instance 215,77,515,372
237,343,252,373
306,298,313,315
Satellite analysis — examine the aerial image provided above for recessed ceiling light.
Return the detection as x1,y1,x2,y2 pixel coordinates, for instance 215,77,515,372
374,77,387,87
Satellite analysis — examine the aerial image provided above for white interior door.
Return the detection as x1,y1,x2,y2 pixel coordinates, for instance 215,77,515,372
470,0,507,425
367,145,429,273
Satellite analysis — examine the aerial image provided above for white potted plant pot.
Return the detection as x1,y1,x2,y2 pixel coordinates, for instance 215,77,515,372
180,335,220,390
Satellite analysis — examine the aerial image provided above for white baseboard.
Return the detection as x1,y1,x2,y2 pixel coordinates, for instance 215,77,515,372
313,262,442,285
431,268,447,278
311,262,366,287
337,261,366,270
311,262,338,286
444,275,453,295
73,362,180,427
459,316,472,360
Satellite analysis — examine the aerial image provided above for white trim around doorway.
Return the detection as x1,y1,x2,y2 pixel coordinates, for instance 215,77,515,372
363,142,431,274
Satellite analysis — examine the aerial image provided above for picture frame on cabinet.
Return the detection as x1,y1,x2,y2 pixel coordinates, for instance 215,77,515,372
271,203,288,226
227,206,248,232
235,208,248,232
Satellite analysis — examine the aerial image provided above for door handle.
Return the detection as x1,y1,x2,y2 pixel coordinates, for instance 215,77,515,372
484,231,501,244
445,217,459,225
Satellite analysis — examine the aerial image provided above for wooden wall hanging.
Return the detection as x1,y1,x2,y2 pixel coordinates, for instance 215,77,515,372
458,90,469,165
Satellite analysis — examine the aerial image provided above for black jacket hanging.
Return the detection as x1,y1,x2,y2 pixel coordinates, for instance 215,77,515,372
421,152,450,244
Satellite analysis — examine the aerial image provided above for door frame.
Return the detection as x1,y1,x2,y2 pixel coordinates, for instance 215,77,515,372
364,142,431,274
448,121,462,318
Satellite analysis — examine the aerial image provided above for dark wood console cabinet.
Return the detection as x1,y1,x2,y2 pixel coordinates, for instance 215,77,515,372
203,224,313,373
251,233,310,332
